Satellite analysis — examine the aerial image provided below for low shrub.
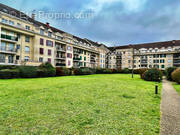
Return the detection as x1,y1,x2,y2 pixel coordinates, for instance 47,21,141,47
103,69,113,74
96,68,104,74
39,62,56,77
134,68,148,79
0,65,17,70
19,66,37,78
165,67,177,81
172,68,180,84
56,67,71,76
0,69,20,79
143,68,162,82
122,68,131,74
74,68,93,75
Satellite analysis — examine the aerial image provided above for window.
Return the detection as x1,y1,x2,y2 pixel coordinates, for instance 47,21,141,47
161,65,165,69
1,42,6,51
9,20,14,25
2,18,8,23
68,60,71,66
40,29,44,35
84,62,86,67
168,60,171,63
67,53,72,58
24,56,29,62
8,55,14,63
46,40,53,47
80,56,82,60
48,31,52,37
40,38,44,45
84,57,86,61
39,57,43,62
25,36,30,42
17,23,21,27
48,49,51,56
160,59,165,63
25,46,30,53
16,44,20,50
25,25,30,30
16,56,20,60
48,58,51,63
8,43,15,52
0,54,6,63
67,46,72,51
39,48,44,55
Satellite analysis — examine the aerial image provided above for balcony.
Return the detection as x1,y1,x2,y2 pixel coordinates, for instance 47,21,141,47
0,59,19,65
56,56,66,60
73,57,81,61
56,63,66,67
1,34,18,42
0,46,17,54
56,47,66,52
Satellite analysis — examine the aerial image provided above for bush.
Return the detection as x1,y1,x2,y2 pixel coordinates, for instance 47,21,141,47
134,68,148,79
0,65,17,70
19,66,37,78
143,68,162,82
172,68,180,84
74,68,93,75
56,67,71,76
0,69,20,79
96,68,104,74
39,62,56,77
165,67,177,81
122,68,131,74
103,69,113,74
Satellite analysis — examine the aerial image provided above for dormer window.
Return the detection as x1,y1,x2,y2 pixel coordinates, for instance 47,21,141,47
2,18,8,23
9,20,14,25
25,25,30,30
48,31,52,37
40,29,44,35
17,23,21,27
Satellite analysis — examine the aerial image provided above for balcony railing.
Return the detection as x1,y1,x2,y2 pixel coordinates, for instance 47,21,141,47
73,57,81,61
56,63,66,67
0,46,17,53
0,59,19,65
1,34,18,41
56,47,66,52
56,56,66,59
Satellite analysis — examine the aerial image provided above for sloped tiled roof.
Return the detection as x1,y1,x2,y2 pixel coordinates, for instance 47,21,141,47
109,40,180,50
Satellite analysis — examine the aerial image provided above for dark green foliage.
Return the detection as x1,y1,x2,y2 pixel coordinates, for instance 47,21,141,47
0,69,20,79
143,68,162,82
39,62,56,77
74,68,94,75
0,65,17,70
56,67,71,76
19,66,37,78
122,68,131,74
172,68,180,84
165,67,177,81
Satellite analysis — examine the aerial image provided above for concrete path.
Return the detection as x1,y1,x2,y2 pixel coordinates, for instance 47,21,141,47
160,79,180,135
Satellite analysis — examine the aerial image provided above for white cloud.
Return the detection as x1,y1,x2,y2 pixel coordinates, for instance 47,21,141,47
84,0,147,13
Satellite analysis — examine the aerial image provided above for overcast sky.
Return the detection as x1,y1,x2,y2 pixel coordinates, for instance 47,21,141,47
1,0,180,46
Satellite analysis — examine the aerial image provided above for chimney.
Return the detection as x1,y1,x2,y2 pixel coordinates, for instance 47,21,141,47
32,13,35,20
46,22,50,29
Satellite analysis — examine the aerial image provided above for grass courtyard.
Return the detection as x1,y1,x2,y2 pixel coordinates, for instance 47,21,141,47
0,74,161,135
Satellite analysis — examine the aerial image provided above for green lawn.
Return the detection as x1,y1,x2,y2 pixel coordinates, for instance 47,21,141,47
173,83,180,95
0,74,161,135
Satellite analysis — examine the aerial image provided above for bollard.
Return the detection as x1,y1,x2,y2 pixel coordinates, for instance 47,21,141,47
155,84,158,94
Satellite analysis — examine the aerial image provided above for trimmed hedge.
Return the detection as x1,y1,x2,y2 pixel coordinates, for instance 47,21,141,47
165,67,177,81
143,68,162,82
172,68,180,84
74,68,94,75
56,67,71,76
0,69,20,79
38,62,56,77
19,66,38,78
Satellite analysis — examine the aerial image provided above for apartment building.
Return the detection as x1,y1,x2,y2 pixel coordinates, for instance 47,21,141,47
0,3,107,68
107,40,180,70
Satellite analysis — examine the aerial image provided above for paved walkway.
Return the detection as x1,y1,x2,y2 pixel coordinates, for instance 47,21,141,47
160,79,180,135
